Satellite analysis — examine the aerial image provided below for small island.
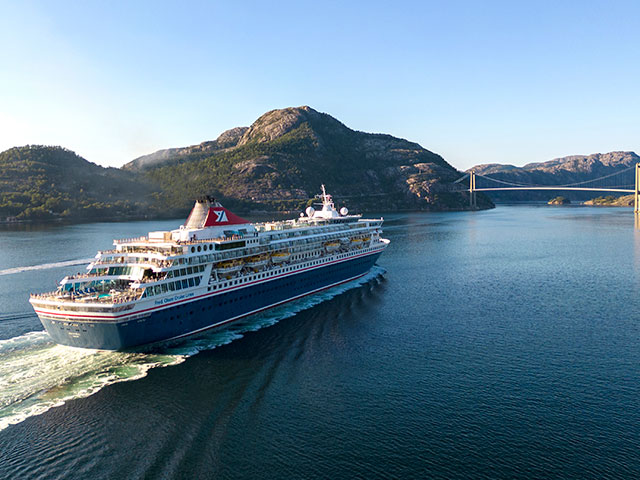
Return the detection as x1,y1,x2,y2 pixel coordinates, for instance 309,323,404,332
548,196,570,205
584,195,634,206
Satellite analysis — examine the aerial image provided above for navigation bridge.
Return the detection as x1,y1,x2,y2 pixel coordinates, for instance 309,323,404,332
454,163,640,212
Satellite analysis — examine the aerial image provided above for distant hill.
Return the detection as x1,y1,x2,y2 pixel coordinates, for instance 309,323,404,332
132,106,492,213
0,146,165,221
469,151,640,202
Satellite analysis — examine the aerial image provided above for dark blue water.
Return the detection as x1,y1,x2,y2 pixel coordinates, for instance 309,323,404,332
1,206,639,479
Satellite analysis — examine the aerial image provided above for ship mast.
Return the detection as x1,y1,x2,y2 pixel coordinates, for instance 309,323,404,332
319,184,333,209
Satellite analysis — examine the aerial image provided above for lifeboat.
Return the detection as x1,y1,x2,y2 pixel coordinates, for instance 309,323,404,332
350,236,364,249
215,260,243,276
245,254,269,269
324,241,340,252
271,250,290,263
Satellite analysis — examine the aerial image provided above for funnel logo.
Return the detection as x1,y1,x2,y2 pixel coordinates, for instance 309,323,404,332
214,210,228,223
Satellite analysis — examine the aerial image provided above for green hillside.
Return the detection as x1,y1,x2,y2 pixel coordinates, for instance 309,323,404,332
0,146,163,221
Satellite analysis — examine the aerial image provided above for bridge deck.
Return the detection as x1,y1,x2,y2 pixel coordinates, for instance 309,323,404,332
473,187,634,193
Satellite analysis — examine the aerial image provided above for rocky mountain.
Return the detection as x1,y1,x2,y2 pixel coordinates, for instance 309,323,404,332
0,106,494,222
469,151,639,202
135,106,492,213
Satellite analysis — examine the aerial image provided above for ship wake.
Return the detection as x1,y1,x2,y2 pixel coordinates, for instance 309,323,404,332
0,258,93,276
0,266,385,432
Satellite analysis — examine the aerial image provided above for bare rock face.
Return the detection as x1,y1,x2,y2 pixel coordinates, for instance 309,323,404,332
216,127,248,148
238,107,311,145
233,156,276,176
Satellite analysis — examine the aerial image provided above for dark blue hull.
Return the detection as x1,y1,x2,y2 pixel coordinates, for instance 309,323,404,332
39,251,383,351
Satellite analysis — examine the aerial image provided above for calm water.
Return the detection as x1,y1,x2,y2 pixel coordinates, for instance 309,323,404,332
0,206,639,479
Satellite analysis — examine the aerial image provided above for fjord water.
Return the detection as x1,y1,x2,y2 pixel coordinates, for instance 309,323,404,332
1,206,639,479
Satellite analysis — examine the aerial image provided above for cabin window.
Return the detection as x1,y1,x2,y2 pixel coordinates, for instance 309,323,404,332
182,279,189,289
188,278,195,287
161,284,168,293
187,267,193,275
169,283,176,291
154,285,162,295
180,268,186,276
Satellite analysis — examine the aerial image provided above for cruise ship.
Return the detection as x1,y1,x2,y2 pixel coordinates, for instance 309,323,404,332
29,187,389,350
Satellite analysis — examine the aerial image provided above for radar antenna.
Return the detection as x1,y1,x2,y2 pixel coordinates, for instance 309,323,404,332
316,184,333,208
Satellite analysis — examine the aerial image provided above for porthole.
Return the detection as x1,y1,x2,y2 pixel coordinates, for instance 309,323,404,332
191,247,195,253
197,245,202,252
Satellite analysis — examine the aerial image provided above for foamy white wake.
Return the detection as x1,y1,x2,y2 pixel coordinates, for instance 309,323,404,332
0,266,385,431
0,258,94,276
0,332,187,432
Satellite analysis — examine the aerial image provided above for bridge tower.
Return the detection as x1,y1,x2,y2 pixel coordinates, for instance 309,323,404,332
469,170,477,209
635,163,640,214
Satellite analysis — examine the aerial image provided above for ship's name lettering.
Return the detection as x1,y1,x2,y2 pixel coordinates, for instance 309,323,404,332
154,292,195,305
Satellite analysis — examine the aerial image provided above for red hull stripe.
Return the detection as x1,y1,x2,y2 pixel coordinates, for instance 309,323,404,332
34,247,385,321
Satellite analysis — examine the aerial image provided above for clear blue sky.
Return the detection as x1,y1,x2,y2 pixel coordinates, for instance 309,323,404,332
1,0,638,170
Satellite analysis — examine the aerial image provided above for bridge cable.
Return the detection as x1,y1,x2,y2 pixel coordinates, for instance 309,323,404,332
474,165,636,189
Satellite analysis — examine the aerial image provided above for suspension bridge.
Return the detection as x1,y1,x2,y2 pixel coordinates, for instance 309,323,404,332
454,163,640,212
